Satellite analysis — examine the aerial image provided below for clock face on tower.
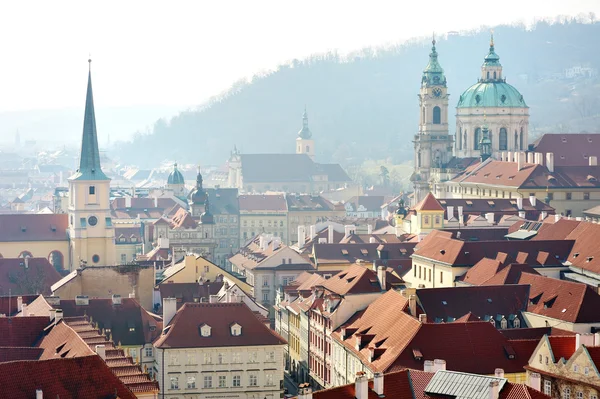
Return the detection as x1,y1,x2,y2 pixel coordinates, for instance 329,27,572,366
88,216,98,226
432,88,442,97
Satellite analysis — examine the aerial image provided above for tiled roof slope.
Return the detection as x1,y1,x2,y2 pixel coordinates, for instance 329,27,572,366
0,346,43,362
37,320,95,360
461,258,540,286
154,302,286,349
546,335,577,362
0,316,49,347
54,298,162,346
439,198,554,220
319,264,397,296
0,258,63,296
0,214,68,242
0,355,137,399
239,194,287,211
532,134,600,167
286,194,337,211
0,294,38,316
518,274,600,323
158,282,224,309
313,242,415,265
416,285,529,324
414,192,444,211
239,154,350,183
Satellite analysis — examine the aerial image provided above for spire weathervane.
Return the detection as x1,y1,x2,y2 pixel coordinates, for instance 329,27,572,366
432,32,436,46
490,29,494,47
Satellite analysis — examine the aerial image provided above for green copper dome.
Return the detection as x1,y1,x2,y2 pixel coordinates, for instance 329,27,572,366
167,163,185,185
457,81,527,108
422,38,446,87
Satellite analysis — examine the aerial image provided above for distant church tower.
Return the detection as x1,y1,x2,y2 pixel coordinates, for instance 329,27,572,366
67,60,116,268
296,108,315,160
410,37,453,205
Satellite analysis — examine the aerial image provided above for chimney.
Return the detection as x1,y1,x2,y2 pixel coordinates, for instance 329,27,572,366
36,389,43,399
409,295,417,316
49,309,56,323
209,295,219,303
129,292,135,299
309,225,316,240
328,225,334,244
355,372,369,399
447,206,454,220
419,314,427,323
576,333,581,350
519,211,526,219
554,214,561,223
505,152,512,162
344,225,352,239
162,298,177,326
95,344,106,360
377,266,387,290
297,386,313,399
528,372,541,392
500,152,506,162
55,309,63,323
590,156,598,166
527,152,534,164
259,236,266,251
424,360,434,372
367,224,373,234
125,196,132,208
516,197,523,210
541,211,548,220
22,304,29,317
546,153,555,172
154,196,158,208
111,294,122,305
517,152,524,171
369,237,377,244
489,380,500,399
529,195,537,207
298,226,306,247
485,212,495,225
457,206,464,220
495,368,505,378
433,359,446,371
535,152,544,165
576,333,595,349
158,236,170,250
373,372,384,396
17,296,23,312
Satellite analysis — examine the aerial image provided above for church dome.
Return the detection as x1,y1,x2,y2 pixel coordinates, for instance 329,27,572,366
167,163,185,185
457,81,527,109
189,167,207,205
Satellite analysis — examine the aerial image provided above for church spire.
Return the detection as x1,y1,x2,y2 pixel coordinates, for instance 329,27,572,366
422,34,446,87
298,106,312,139
73,59,108,180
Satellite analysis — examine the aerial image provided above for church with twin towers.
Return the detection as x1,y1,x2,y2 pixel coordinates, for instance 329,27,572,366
411,34,529,205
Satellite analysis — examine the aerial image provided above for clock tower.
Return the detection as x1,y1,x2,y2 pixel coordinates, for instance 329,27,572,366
67,60,116,268
410,37,453,205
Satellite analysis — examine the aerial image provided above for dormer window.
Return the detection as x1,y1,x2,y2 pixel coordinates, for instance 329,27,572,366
199,323,211,337
231,323,242,336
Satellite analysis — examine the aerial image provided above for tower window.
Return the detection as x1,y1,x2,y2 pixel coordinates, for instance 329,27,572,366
474,128,481,150
306,145,310,152
89,186,95,195
520,127,524,150
487,71,490,80
493,71,497,79
432,106,441,125
499,128,508,151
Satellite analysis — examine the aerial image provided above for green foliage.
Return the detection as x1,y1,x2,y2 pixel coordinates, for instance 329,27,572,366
116,21,600,167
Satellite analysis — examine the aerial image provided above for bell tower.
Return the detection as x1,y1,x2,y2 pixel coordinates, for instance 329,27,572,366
67,59,116,268
411,36,453,205
296,107,315,160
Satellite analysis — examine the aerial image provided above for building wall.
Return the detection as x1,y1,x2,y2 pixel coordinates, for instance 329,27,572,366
240,213,288,246
52,265,154,310
288,209,345,244
116,242,143,264
155,344,285,399
406,257,467,289
522,312,600,333
213,213,239,269
0,240,69,270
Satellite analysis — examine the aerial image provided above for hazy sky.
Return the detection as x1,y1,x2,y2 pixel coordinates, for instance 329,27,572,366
1,0,599,112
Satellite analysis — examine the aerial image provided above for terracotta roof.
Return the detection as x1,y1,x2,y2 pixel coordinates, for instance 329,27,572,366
239,154,350,183
239,194,287,211
37,320,95,360
0,355,137,399
416,285,529,324
532,134,600,167
0,316,49,347
158,282,223,309
154,302,286,348
313,242,415,265
0,294,38,316
54,298,162,346
319,264,390,296
0,214,68,241
413,193,444,212
286,194,337,212
519,274,600,323
0,346,43,362
546,335,577,362
346,196,386,212
499,327,575,341
170,207,198,229
0,258,64,296
585,347,600,370
461,258,540,286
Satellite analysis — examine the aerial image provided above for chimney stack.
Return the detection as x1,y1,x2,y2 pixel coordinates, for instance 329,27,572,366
377,266,387,290
500,152,506,162
433,359,447,372
49,309,56,323
55,309,63,323
495,368,505,378
528,372,541,392
516,197,523,210
373,372,384,396
125,196,132,208
419,314,427,323
21,304,29,317
424,360,434,372
506,152,512,162
36,390,43,399
546,153,555,172
162,297,177,326
489,380,500,399
409,295,417,316
535,152,544,165
519,211,526,219
457,206,464,221
328,225,334,244
527,152,534,164
95,344,106,360
517,152,525,171
298,226,306,247
485,212,495,225
447,206,454,220
297,385,313,399
367,224,373,234
541,211,548,220
17,296,23,312
355,372,369,399
590,156,598,166
309,225,316,240
529,195,537,207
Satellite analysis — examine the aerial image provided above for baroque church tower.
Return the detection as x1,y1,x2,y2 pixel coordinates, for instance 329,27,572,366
296,108,315,160
411,37,454,205
67,60,116,268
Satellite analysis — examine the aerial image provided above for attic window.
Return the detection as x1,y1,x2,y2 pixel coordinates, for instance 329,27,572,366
487,298,492,303
230,323,242,336
561,137,567,143
412,348,423,360
347,277,356,283
508,176,515,180
496,175,502,179
465,201,473,206
530,293,542,305
587,257,594,263
544,297,557,309
484,173,490,178
588,138,593,143
440,250,446,255
50,225,57,232
20,226,26,232
360,249,369,256
487,201,495,207
341,249,349,256
573,253,580,258
199,324,211,337
587,175,597,182
442,301,447,305
338,273,348,279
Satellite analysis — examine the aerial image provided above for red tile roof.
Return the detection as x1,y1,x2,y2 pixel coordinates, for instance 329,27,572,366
158,281,223,309
0,346,43,362
154,302,286,348
413,193,444,212
0,258,63,296
0,214,68,242
461,258,540,286
37,320,95,360
0,355,137,399
585,346,600,370
518,274,600,323
319,264,384,296
239,194,287,211
546,335,577,362
170,207,198,229
0,316,49,347
499,327,575,341
532,134,600,167
0,294,38,316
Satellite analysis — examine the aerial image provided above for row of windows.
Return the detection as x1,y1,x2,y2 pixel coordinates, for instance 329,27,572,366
243,220,285,227
170,373,275,390
169,351,275,365
414,264,444,284
457,127,524,151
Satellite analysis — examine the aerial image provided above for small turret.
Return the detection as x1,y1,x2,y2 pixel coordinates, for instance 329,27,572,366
200,197,214,224
479,122,492,162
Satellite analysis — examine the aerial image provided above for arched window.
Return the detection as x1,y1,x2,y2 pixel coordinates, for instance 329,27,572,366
48,251,64,272
500,318,508,329
433,106,441,124
487,71,490,79
499,128,508,150
493,71,497,79
474,128,481,150
513,318,521,328
520,127,524,150
458,128,462,149
306,145,310,153
514,131,519,149
19,251,33,258
422,107,425,123
417,151,421,168
463,131,467,150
